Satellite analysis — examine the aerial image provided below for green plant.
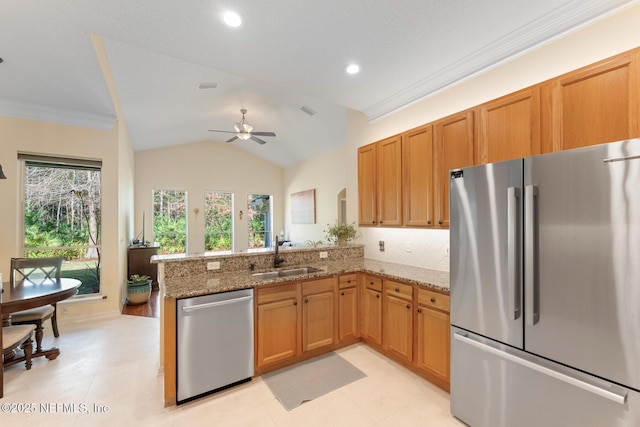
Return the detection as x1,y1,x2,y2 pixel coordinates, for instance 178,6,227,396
324,221,359,245
129,274,151,285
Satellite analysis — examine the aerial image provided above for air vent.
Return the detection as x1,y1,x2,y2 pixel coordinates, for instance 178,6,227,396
198,82,218,89
300,105,316,116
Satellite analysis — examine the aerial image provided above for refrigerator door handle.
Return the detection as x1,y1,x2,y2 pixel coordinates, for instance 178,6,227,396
525,185,539,325
453,332,628,405
507,186,521,320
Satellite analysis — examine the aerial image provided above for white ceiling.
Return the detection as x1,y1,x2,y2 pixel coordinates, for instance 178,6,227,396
0,0,637,167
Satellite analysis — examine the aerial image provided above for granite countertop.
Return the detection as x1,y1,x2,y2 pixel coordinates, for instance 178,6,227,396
163,258,449,299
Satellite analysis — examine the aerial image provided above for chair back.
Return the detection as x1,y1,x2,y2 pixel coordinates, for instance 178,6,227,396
10,256,63,286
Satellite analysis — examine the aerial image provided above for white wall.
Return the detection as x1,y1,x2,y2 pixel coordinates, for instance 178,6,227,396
284,144,347,245
344,3,640,272
134,140,284,254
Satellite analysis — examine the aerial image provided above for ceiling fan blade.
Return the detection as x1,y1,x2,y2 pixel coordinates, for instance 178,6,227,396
250,136,267,145
251,131,276,137
226,136,239,143
209,129,236,134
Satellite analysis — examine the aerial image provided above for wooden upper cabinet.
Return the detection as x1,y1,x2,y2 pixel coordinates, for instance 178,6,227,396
358,142,377,225
542,52,640,153
479,87,541,163
434,110,475,228
377,135,403,226
403,125,434,227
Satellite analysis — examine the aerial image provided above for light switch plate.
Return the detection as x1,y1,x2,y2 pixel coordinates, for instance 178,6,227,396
319,251,328,259
207,261,221,270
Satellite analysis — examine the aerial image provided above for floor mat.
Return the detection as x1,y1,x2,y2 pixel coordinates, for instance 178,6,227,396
262,352,367,411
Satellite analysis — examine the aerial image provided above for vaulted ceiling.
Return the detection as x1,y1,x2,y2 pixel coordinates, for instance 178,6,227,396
0,0,636,167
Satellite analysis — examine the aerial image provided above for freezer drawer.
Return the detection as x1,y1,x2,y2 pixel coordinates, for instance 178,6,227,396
451,327,640,427
177,289,254,403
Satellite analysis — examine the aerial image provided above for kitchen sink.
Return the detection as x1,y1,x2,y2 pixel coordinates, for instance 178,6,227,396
252,266,322,280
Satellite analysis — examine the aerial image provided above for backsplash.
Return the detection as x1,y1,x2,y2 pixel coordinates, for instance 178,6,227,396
359,227,449,272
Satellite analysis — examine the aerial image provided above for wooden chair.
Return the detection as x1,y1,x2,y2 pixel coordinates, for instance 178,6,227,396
2,324,35,397
9,256,64,352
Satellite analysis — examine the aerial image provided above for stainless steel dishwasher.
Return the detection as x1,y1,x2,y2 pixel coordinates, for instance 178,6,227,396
176,288,254,404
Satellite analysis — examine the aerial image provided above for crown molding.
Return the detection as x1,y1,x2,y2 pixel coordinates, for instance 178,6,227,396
0,98,116,130
363,0,636,121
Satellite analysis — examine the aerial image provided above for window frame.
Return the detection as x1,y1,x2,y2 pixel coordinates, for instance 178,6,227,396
152,188,188,255
204,190,234,254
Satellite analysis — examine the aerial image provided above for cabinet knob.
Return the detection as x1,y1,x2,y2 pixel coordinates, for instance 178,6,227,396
370,281,374,285
341,292,345,296
395,287,400,292
372,221,375,224
438,220,443,225
417,308,422,313
427,221,431,225
380,221,383,224
406,304,411,309
376,294,380,299
293,300,298,306
430,297,436,303
347,280,352,283
304,298,309,303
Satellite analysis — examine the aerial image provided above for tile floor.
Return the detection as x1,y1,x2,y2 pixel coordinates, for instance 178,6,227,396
2,314,464,426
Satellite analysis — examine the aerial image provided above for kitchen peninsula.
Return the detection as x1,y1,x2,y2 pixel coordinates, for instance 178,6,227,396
153,245,450,406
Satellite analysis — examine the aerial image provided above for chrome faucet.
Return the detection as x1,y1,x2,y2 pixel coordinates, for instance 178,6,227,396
274,235,285,268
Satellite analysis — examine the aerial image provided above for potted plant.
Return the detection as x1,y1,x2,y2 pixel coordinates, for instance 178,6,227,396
324,221,359,246
126,274,152,305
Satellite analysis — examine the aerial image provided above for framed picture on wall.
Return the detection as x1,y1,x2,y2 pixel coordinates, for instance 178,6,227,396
291,189,316,224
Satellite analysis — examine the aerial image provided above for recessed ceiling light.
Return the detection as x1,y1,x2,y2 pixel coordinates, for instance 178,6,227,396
345,64,360,75
223,11,243,28
198,82,218,89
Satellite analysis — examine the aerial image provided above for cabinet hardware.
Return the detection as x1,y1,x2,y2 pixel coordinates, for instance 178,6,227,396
427,221,431,225
439,220,443,225
304,298,309,303
417,308,422,313
293,300,297,306
376,294,380,299
430,297,436,303
395,287,400,292
341,292,345,296
406,304,411,309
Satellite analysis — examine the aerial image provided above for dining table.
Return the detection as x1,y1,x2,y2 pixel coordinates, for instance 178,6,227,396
1,277,81,367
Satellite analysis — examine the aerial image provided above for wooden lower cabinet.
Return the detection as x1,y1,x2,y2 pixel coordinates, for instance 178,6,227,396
383,280,413,363
255,284,299,369
338,274,359,342
360,275,383,346
302,277,337,352
416,288,451,389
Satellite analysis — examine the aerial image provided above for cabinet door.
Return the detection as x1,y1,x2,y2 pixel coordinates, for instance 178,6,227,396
361,288,382,346
384,294,413,362
542,53,640,153
403,125,434,227
377,135,403,226
302,290,335,352
434,110,475,228
416,306,450,383
339,286,358,342
478,88,540,163
358,143,377,226
256,298,298,368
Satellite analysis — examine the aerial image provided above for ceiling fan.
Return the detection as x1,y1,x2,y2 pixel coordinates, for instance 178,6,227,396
208,109,276,145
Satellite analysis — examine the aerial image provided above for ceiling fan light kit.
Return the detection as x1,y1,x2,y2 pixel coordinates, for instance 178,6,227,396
209,109,276,145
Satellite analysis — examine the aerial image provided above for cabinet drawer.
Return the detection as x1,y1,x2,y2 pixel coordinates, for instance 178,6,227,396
418,288,450,312
339,274,358,289
363,275,383,292
257,283,298,304
385,280,413,301
302,277,336,296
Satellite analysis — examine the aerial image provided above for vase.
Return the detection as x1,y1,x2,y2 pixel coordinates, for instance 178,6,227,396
337,237,347,246
126,280,152,305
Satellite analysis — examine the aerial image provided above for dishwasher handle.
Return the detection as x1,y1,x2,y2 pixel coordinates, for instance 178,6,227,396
181,295,253,313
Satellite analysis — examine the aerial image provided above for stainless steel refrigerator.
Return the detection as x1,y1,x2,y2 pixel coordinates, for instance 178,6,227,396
450,139,640,426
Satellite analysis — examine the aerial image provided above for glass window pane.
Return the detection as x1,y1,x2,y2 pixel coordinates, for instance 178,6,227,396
247,194,272,249
205,191,233,252
23,163,102,295
153,189,187,254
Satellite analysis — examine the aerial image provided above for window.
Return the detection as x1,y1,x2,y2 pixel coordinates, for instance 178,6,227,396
248,194,272,249
153,189,187,254
205,191,233,252
20,154,102,296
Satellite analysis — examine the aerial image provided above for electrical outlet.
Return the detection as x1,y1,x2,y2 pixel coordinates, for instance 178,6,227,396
405,241,412,253
379,240,385,252
207,261,221,270
319,251,328,259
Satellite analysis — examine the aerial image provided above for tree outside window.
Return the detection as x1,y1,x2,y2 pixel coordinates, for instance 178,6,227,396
153,189,187,254
205,191,233,252
22,162,101,295
248,194,272,249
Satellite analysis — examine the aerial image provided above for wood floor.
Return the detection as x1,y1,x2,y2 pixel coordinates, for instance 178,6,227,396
121,290,160,318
